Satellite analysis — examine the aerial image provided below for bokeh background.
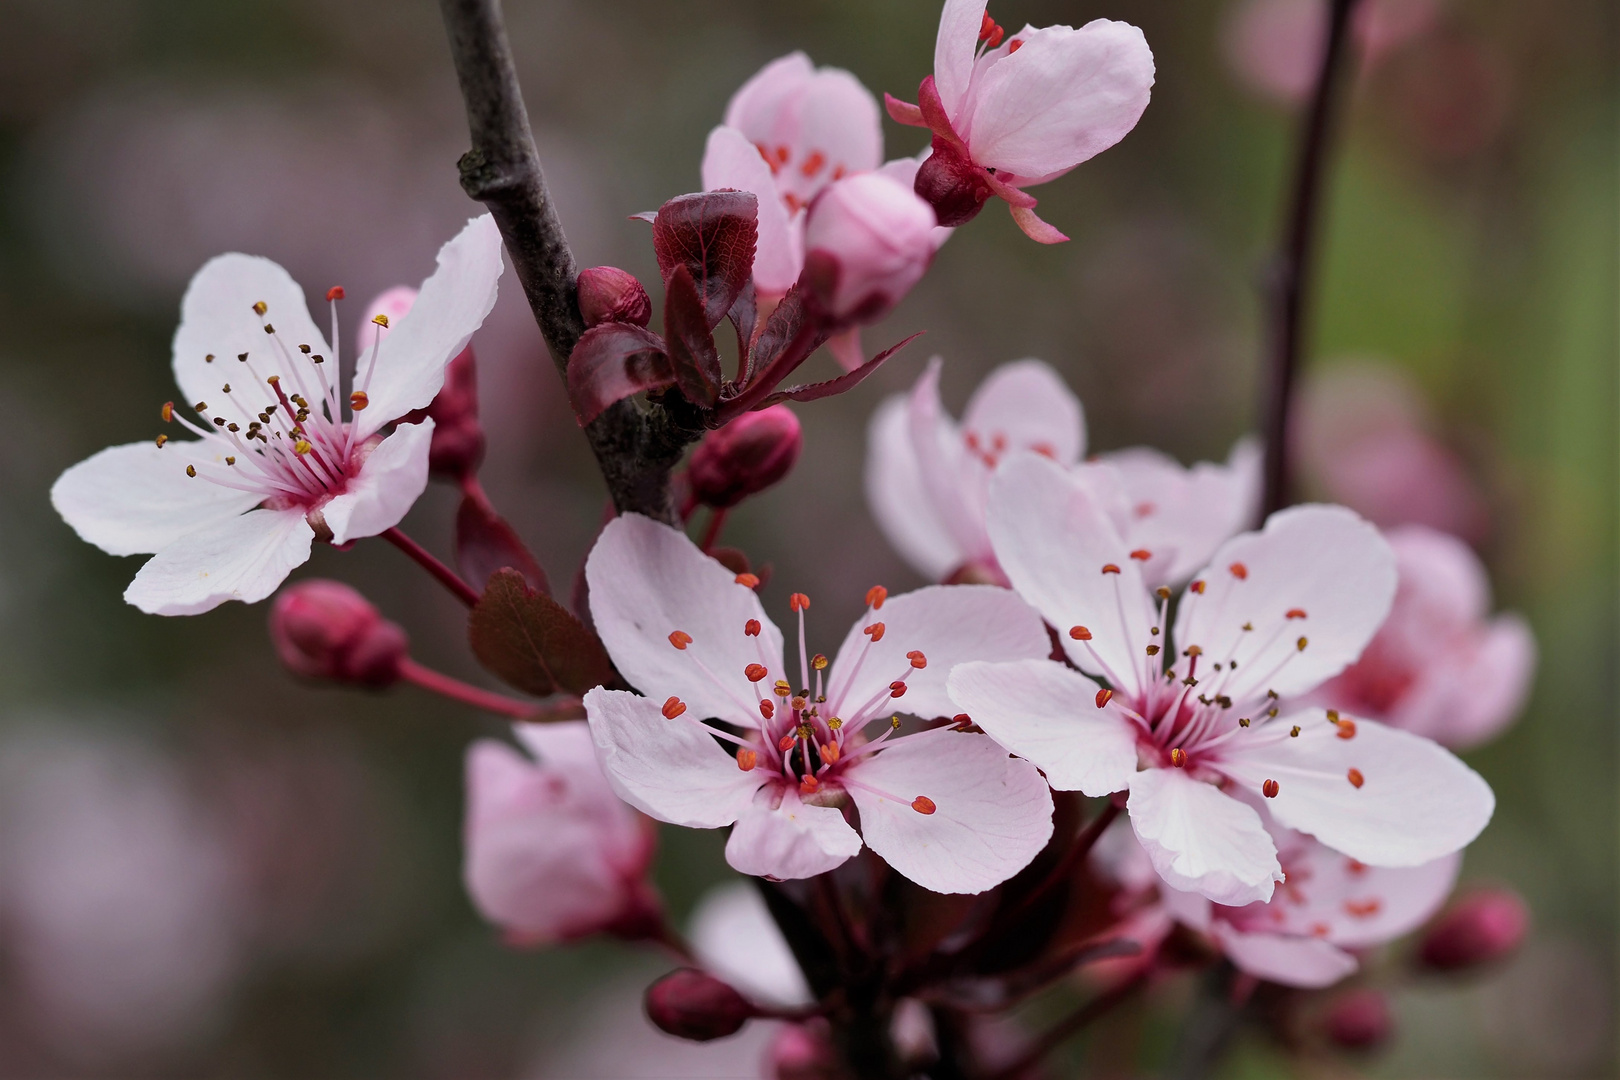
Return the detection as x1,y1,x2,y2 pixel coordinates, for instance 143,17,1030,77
0,0,1613,1075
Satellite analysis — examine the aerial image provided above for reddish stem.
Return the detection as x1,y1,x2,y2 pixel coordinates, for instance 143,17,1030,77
699,507,729,553
382,526,482,607
398,658,581,720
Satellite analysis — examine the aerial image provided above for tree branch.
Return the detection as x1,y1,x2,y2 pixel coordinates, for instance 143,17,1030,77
437,0,699,523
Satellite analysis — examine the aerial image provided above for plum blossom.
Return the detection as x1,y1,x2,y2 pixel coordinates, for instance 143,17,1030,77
947,453,1494,906
885,0,1155,241
801,171,941,325
866,358,1257,586
689,881,812,1009
583,513,1054,894
1222,0,1443,107
1316,525,1535,750
50,215,503,615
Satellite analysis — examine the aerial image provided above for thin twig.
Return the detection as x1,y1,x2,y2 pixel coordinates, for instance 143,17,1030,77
382,526,481,606
1259,0,1365,517
987,969,1151,1080
398,658,580,720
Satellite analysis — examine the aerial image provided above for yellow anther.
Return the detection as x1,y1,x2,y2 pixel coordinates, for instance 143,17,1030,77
185,465,196,477
293,439,313,455
371,313,390,328
252,301,267,315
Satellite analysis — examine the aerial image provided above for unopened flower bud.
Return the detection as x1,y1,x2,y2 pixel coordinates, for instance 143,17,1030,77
687,406,803,509
362,287,486,480
801,172,937,325
578,266,652,328
1417,887,1529,972
771,1021,843,1080
644,968,756,1042
269,580,407,687
913,138,995,228
1322,988,1394,1052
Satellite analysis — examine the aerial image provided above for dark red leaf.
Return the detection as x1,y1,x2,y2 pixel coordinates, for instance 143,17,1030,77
757,331,924,407
652,191,759,329
664,264,723,408
727,279,758,382
468,569,615,697
566,322,673,425
456,490,550,596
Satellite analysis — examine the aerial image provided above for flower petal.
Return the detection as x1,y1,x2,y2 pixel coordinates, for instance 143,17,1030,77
960,358,1086,467
725,785,862,881
1261,838,1461,949
795,68,884,183
724,52,815,138
1391,614,1536,750
320,419,433,545
1213,925,1358,989
689,882,813,1007
907,358,991,567
848,731,1053,894
586,514,784,726
947,659,1138,796
865,393,966,580
123,507,314,616
583,687,762,829
1127,767,1283,906
702,125,803,297
1102,439,1259,587
357,215,504,438
51,440,262,557
934,0,991,121
825,584,1049,722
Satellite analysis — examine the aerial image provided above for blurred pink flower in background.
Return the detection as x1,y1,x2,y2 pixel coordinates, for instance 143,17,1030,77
1220,0,1442,105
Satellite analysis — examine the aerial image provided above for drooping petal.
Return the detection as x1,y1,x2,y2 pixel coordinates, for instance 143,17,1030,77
1102,441,1259,587
689,882,813,1008
964,20,1155,178
319,419,433,545
586,514,784,726
1213,925,1358,989
959,358,1086,467
987,453,1157,699
1008,203,1070,244
725,784,862,881
948,659,1139,796
357,215,504,438
51,440,262,557
724,52,815,140
1217,711,1493,867
123,507,314,616
825,584,1049,722
934,0,992,122
907,358,989,566
583,688,762,829
702,126,804,297
1127,767,1283,906
1174,504,1396,704
848,731,1053,894
865,394,968,580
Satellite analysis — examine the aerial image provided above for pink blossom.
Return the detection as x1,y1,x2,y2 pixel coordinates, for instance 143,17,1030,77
948,453,1494,906
462,721,658,945
1317,526,1535,751
689,882,811,1008
886,0,1155,242
583,514,1054,894
801,172,940,324
1221,0,1443,106
50,215,504,615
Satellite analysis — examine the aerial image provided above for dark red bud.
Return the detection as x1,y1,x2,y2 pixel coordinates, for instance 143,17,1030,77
644,968,756,1042
399,345,484,481
914,137,993,228
687,405,803,509
269,580,407,688
1417,887,1529,972
578,266,652,328
1323,988,1394,1052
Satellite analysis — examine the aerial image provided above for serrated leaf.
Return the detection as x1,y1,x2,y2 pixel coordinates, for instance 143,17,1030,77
456,491,550,596
664,264,723,407
758,332,924,406
468,569,614,697
652,191,759,328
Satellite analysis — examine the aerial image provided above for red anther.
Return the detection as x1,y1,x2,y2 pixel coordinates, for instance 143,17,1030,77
799,775,820,794
790,592,810,612
1335,718,1358,740
160,401,174,422
864,622,886,642
799,150,826,177
1135,501,1156,518
1344,898,1382,918
1310,922,1331,937
821,742,841,763
736,573,761,588
1190,580,1206,594
1287,608,1308,619
1263,778,1280,798
1030,441,1056,458
669,630,693,650
906,651,927,669
1346,859,1368,876
774,145,791,165
1130,549,1152,561
325,286,345,301
1229,562,1249,580
865,585,888,609
952,713,971,725
888,681,908,698
779,734,797,752
745,663,768,683
1069,625,1093,641
349,390,369,411
744,619,761,637
1095,688,1113,709
978,12,997,40
911,795,937,815
662,696,687,719
737,749,758,771
1347,768,1365,789
1169,748,1188,768
1007,38,1022,52
759,700,774,719
1101,563,1121,575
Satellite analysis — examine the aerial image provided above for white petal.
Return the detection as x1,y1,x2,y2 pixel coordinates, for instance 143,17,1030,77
1213,925,1358,989
1103,442,1257,587
826,584,1048,722
934,0,991,121
865,393,967,580
320,419,433,545
987,453,1157,699
583,688,762,829
123,507,314,616
1174,504,1396,704
689,882,812,1008
907,359,991,566
1217,711,1493,867
725,785,862,881
357,215,504,438
586,514,784,727
51,440,262,556
847,731,1054,894
702,125,804,298
960,359,1086,466
948,659,1138,796
1127,767,1283,906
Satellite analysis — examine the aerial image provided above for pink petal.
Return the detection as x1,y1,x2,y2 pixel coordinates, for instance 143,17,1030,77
689,883,812,1007
934,0,991,121
725,785,862,881
1386,525,1492,624
884,94,927,127
1126,767,1283,906
825,327,865,373
320,418,433,545
124,507,314,616
1009,202,1070,244
864,394,968,581
848,731,1053,894
1389,614,1535,750
795,68,884,182
702,125,803,297
1213,925,1359,988
1101,437,1260,587
723,52,816,141
906,358,992,564
1260,839,1461,949
960,358,1086,466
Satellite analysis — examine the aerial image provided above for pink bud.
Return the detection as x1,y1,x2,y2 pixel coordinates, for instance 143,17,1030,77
269,580,407,688
687,406,803,509
644,968,756,1042
1417,887,1529,972
770,1022,841,1080
1323,988,1394,1051
913,137,994,227
578,266,653,328
801,172,938,324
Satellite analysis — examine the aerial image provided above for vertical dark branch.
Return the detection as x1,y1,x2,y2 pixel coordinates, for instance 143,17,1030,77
1259,0,1365,517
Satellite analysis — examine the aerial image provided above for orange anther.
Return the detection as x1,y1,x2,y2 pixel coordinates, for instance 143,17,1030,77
1310,922,1331,938
737,749,758,771
1335,718,1357,740
745,663,767,682
1095,688,1113,709
745,619,761,637
1031,441,1056,458
865,585,888,609
1345,859,1368,876
1344,898,1382,918
661,696,687,719
1190,580,1206,594
325,286,345,301
1297,636,1309,651
1130,549,1152,562
1263,779,1280,798
1169,748,1188,768
668,630,693,650
1229,562,1248,580
1347,768,1365,789
952,713,971,725
1006,37,1022,52
774,145,791,165
907,651,927,669
735,572,760,588
349,390,369,410
820,742,841,763
1069,625,1093,641
1101,563,1121,575
911,795,937,815
888,681,908,698
800,775,820,794
779,734,797,752
1286,608,1307,620
160,401,174,423
791,696,807,711
812,653,828,670
759,700,774,719
799,150,826,177
155,434,168,448
864,622,886,642
790,592,810,612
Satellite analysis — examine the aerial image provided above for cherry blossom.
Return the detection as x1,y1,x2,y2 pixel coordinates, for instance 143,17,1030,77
801,172,940,325
689,881,812,1008
50,215,503,615
885,0,1155,241
947,453,1494,906
583,513,1054,894
1316,525,1535,751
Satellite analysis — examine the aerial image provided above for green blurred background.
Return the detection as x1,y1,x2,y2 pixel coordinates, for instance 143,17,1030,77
0,0,1612,1075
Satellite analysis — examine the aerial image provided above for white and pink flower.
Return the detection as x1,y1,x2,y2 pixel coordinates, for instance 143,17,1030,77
50,215,503,615
582,513,1055,894
947,453,1494,906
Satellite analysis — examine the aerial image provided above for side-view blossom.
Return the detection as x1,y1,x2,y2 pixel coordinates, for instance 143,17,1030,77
51,215,504,615
463,721,660,946
1317,525,1535,750
886,0,1155,241
801,171,940,327
947,453,1494,906
583,513,1054,894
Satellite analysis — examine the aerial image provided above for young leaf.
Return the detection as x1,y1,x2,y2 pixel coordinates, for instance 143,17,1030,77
727,279,758,382
652,191,759,328
455,490,550,596
468,569,615,697
566,322,674,425
758,332,924,406
664,264,723,408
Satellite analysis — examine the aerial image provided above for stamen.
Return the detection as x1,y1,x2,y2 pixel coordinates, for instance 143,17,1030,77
745,619,761,637
1286,608,1307,619
1347,768,1365,788
1190,580,1206,594
758,700,774,719
1146,644,1160,655
865,585,887,609
811,654,828,670
1155,586,1171,600
160,401,174,422
1169,748,1187,768
820,742,840,763
1334,717,1357,740
1095,688,1113,708
864,622,885,641
888,681,907,698
778,734,797,752
735,573,760,588
349,390,369,411
789,592,810,612
906,651,927,669
745,664,767,682
1130,549,1151,561
661,696,686,719
154,435,168,448
372,313,390,329
911,795,937,815
774,680,791,698
668,630,693,650
800,775,820,794
1297,636,1308,651
1069,625,1092,640
1102,563,1121,575
1290,725,1301,737
252,301,267,316
1263,779,1280,798
737,749,758,771
1007,38,1022,52
185,465,197,477
326,286,345,301
1229,562,1249,580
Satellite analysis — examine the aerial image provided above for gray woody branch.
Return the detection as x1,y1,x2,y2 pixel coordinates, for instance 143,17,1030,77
438,0,699,525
